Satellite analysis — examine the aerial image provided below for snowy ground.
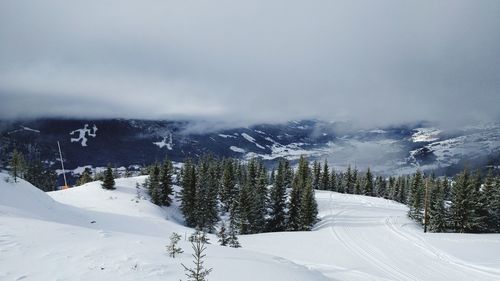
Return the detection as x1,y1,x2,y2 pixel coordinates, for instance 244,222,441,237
1,174,499,281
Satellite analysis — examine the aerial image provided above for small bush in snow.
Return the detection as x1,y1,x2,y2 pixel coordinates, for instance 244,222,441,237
166,232,183,258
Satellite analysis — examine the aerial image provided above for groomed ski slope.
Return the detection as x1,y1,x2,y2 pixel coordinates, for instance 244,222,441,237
1,173,500,281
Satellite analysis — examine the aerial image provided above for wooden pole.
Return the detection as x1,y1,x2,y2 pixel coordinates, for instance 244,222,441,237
423,178,429,233
57,141,69,189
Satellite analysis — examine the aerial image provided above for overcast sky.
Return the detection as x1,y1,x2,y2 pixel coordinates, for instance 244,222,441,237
0,0,499,129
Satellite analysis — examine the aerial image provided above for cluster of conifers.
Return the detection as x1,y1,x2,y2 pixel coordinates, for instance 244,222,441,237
178,155,319,236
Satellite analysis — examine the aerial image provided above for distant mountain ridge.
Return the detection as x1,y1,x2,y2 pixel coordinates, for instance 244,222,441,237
1,118,499,184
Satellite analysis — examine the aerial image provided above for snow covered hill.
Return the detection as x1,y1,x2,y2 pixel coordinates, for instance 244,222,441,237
0,174,330,281
1,173,500,281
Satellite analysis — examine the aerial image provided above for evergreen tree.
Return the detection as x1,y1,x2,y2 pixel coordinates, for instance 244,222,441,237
428,179,447,232
253,161,268,232
363,168,374,196
329,169,337,191
227,219,241,248
194,157,219,232
388,176,397,201
77,167,93,186
399,176,408,204
337,171,346,193
483,173,500,231
376,176,387,198
220,159,236,212
320,160,330,190
299,176,318,230
267,160,287,232
159,158,174,206
237,177,254,234
351,167,358,194
148,163,161,204
450,169,476,233
101,165,116,190
23,159,56,191
9,149,25,183
217,222,228,246
312,160,321,190
494,176,500,232
469,171,488,232
182,232,212,281
408,171,424,222
269,168,276,185
287,156,309,231
343,165,354,194
180,160,198,227
166,232,183,258
354,177,362,195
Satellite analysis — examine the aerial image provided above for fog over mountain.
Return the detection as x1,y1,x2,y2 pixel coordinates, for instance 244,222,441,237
1,0,500,130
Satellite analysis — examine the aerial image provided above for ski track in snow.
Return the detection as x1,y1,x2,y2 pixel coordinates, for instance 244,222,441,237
320,193,500,281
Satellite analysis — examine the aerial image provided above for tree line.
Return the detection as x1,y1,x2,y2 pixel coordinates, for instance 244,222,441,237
6,149,57,191
8,146,500,234
171,155,318,236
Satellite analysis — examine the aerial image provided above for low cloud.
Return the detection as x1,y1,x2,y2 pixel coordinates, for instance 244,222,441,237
1,0,499,129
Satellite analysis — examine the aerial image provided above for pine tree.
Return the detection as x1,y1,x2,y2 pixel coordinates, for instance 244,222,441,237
329,169,337,191
269,168,276,185
267,160,287,232
148,163,161,204
166,232,183,258
220,159,236,212
9,149,25,183
217,222,228,246
182,232,212,281
481,170,498,232
450,169,475,233
237,177,254,234
494,176,500,232
376,176,387,198
299,176,318,230
312,160,321,190
77,167,93,186
399,176,408,204
428,179,447,232
408,171,424,222
194,157,219,232
335,172,343,193
287,156,309,231
352,167,358,194
180,159,198,227
253,161,268,232
363,168,374,196
354,177,362,195
23,158,56,191
101,165,116,190
320,160,330,190
159,158,174,206
388,176,397,201
227,217,241,248
469,171,488,232
343,165,354,194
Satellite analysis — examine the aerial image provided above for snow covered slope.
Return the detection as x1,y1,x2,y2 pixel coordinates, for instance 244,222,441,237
0,174,330,281
1,173,500,281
